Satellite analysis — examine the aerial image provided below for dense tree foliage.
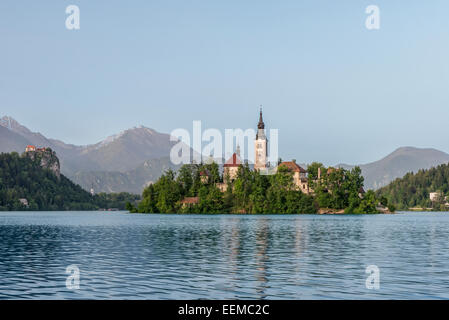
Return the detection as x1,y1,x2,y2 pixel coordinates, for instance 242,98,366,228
308,163,381,213
376,163,449,211
0,152,139,211
131,161,387,214
94,192,140,210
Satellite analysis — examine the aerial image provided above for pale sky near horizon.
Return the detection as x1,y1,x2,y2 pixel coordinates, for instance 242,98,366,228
1,1,449,166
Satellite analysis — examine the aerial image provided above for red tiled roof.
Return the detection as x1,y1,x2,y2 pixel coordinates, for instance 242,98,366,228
180,197,199,204
199,170,210,176
223,153,242,167
279,161,306,173
327,167,340,174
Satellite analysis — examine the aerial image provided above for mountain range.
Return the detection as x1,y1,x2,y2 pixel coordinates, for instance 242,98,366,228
337,147,449,190
2,115,449,193
0,116,182,193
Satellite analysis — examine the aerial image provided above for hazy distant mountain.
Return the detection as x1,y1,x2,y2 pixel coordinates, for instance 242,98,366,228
338,147,449,190
1,116,182,168
78,126,179,172
71,157,181,194
0,125,31,152
0,116,186,193
4,116,449,194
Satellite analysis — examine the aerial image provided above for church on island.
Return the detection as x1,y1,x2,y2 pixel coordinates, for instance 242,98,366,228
181,109,313,207
218,109,311,194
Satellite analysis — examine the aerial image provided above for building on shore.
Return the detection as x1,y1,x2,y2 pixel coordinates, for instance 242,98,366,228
180,196,199,208
430,192,449,205
19,198,29,207
430,192,440,201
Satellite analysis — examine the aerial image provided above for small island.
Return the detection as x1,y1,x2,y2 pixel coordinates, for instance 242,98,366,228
127,160,395,214
128,110,395,215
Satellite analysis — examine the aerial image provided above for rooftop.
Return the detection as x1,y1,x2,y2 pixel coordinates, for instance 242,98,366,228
224,153,242,167
279,161,306,173
180,197,199,204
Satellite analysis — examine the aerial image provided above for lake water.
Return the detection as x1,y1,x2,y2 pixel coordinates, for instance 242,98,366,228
0,211,448,299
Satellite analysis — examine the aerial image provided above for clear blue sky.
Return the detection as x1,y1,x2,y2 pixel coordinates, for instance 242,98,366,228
1,1,448,165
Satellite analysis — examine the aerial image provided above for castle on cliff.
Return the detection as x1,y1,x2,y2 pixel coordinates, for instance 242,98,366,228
24,145,61,179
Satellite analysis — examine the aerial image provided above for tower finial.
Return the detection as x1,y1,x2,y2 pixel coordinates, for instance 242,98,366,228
257,105,264,130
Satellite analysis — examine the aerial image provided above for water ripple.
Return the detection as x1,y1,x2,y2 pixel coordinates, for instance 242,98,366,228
0,211,449,299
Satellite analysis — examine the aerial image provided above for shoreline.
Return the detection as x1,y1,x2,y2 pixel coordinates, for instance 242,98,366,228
0,210,391,215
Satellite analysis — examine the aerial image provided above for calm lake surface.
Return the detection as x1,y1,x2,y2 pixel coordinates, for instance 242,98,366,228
0,211,448,299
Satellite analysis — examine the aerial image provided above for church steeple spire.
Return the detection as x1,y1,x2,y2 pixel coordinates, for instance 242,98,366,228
257,106,265,129
254,106,267,170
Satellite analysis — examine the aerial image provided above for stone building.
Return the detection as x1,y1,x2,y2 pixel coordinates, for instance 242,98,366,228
223,149,242,183
278,161,310,194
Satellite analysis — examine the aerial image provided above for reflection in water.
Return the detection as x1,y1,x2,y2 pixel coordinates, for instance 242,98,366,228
1,211,449,299
255,218,270,299
224,217,241,293
293,218,304,288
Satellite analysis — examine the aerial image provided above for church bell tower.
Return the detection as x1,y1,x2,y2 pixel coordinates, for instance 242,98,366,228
254,107,267,171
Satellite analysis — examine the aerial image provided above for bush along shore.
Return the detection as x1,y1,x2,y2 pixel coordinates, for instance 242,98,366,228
127,162,396,214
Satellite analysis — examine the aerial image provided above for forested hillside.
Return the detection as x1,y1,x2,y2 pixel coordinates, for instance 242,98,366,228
376,163,449,210
0,152,139,211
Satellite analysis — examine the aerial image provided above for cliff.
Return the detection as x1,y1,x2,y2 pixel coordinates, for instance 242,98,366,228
0,152,94,210
24,148,61,179
0,151,140,211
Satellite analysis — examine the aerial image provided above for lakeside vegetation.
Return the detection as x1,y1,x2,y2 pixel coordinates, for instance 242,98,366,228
376,163,449,211
0,152,139,211
0,150,401,214
128,162,394,214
